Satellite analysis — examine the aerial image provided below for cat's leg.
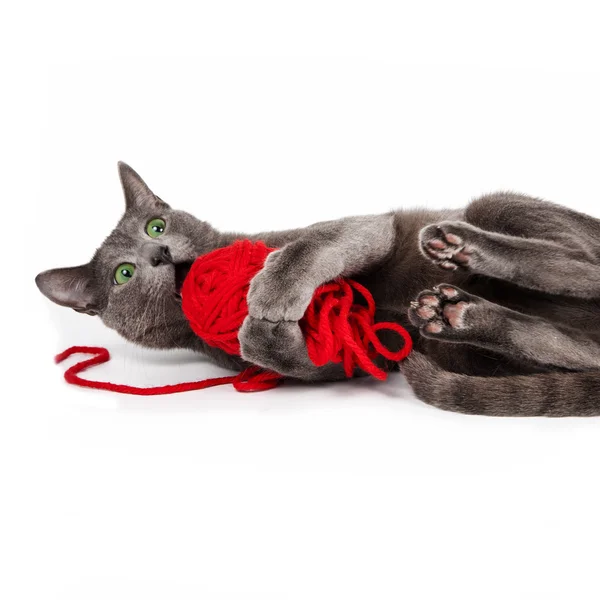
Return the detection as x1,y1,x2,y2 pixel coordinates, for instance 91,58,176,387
408,284,600,371
246,213,396,321
419,220,600,298
239,213,396,380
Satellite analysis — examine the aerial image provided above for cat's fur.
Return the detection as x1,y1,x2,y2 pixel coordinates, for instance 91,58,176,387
36,163,600,416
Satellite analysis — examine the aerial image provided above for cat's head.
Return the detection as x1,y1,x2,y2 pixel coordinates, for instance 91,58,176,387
35,163,221,349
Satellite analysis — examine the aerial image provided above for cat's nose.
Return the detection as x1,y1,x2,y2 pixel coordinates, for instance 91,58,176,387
141,243,173,267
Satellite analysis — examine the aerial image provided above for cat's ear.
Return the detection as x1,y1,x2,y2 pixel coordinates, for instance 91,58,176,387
35,264,99,315
118,162,169,211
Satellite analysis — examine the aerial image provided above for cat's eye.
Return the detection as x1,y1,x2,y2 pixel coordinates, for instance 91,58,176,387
114,263,136,285
146,218,166,238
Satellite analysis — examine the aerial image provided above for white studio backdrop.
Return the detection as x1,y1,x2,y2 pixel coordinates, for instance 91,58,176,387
3,2,600,599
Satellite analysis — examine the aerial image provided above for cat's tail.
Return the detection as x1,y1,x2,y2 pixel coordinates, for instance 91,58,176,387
401,352,600,417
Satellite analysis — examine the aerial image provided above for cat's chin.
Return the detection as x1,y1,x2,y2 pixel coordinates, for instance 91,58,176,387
173,261,193,302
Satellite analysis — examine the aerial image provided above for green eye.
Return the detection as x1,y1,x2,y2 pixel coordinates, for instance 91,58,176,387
114,263,136,285
146,218,166,238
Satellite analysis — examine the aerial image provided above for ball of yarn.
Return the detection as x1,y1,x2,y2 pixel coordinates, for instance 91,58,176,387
181,239,412,380
181,239,271,356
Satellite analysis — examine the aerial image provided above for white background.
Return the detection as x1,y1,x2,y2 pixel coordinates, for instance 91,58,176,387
4,1,600,598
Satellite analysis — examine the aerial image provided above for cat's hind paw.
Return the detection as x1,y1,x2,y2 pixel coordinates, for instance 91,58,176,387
419,222,473,271
408,284,472,338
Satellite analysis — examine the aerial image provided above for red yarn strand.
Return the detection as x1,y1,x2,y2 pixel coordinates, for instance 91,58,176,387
301,278,412,380
55,346,281,395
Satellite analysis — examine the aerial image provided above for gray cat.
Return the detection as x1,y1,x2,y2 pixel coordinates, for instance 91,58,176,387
36,163,600,416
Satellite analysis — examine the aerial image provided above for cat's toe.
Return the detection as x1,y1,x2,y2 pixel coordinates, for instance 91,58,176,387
433,284,462,300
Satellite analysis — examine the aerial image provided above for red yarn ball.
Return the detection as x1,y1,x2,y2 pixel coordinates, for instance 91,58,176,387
181,240,272,355
181,239,412,380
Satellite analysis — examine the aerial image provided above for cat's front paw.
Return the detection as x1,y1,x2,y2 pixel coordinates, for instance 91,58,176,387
247,251,314,322
239,315,347,381
419,222,475,271
239,316,310,378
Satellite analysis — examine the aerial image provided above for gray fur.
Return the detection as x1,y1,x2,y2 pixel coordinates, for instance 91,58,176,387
401,353,600,417
36,165,600,416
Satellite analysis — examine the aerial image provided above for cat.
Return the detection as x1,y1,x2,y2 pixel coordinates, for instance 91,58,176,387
36,162,600,416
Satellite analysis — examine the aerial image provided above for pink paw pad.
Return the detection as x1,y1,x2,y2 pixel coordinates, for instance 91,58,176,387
453,251,471,265
428,239,447,250
442,301,468,328
438,285,459,298
440,261,458,270
416,306,437,319
424,321,443,334
419,294,440,307
445,232,463,245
